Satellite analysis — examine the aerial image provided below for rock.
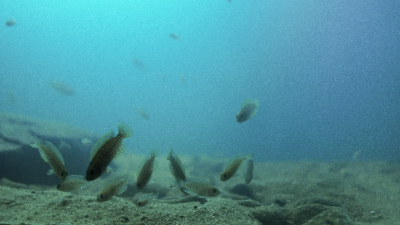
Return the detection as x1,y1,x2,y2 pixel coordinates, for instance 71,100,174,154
0,111,98,186
303,208,353,225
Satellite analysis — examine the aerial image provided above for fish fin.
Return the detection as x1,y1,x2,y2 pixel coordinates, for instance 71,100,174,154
254,98,259,107
47,169,54,175
117,184,128,195
44,141,65,165
166,148,173,160
90,129,115,160
180,187,194,195
114,143,125,159
118,122,133,138
250,108,258,118
241,98,254,107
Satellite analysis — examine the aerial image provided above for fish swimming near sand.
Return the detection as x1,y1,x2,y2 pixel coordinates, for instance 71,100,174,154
86,122,133,181
236,98,259,123
30,141,68,180
136,150,159,190
220,153,251,182
57,175,88,192
167,148,186,184
137,193,158,207
180,178,220,197
97,177,128,202
244,153,254,184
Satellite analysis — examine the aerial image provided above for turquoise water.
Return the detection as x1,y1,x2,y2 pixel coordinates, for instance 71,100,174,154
1,0,399,161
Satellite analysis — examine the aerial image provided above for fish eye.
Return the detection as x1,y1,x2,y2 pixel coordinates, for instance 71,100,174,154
224,174,227,178
90,170,94,175
57,184,60,188
138,183,141,187
213,189,217,193
61,172,64,176
138,202,141,206
100,195,104,199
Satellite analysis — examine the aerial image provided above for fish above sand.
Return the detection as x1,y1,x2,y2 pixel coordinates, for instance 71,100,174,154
86,122,133,181
137,193,158,207
180,178,220,197
30,141,68,180
167,148,187,185
97,177,129,202
57,175,88,192
236,98,259,123
220,153,252,182
244,153,254,184
136,108,150,120
136,150,159,190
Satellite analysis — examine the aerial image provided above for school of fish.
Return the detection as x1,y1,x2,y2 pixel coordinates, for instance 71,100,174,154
31,98,257,205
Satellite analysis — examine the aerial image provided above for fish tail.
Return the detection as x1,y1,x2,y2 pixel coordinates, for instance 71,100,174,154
118,122,133,138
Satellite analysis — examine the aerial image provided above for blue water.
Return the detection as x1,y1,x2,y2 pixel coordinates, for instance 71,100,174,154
1,0,399,161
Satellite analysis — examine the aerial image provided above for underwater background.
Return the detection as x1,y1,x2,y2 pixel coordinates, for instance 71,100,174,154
1,0,399,162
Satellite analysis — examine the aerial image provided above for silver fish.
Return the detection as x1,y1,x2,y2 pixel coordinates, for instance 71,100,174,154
57,175,87,192
180,178,220,197
244,154,254,184
97,177,128,202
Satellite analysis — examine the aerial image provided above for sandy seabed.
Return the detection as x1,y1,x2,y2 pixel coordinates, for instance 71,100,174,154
1,152,400,225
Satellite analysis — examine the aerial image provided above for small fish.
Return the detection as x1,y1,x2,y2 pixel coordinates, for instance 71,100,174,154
136,108,150,120
86,122,133,181
137,193,158,207
132,58,145,70
236,98,259,123
136,150,159,190
244,153,254,184
169,33,180,40
48,81,75,96
5,19,16,27
97,177,128,202
81,138,92,147
57,175,87,192
167,148,186,184
220,153,251,182
180,178,220,197
30,141,68,180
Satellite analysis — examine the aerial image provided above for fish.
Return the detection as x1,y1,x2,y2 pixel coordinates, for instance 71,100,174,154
353,149,362,160
180,178,220,197
136,150,159,190
236,98,259,123
5,19,16,27
136,108,150,120
97,177,128,202
81,138,92,147
30,141,68,180
167,148,186,185
57,175,87,192
48,81,75,96
220,153,251,182
169,33,180,40
132,58,145,70
244,153,254,184
137,193,158,207
86,122,133,181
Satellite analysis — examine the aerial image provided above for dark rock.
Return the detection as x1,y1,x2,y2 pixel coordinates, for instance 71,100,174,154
252,207,293,225
0,112,98,186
